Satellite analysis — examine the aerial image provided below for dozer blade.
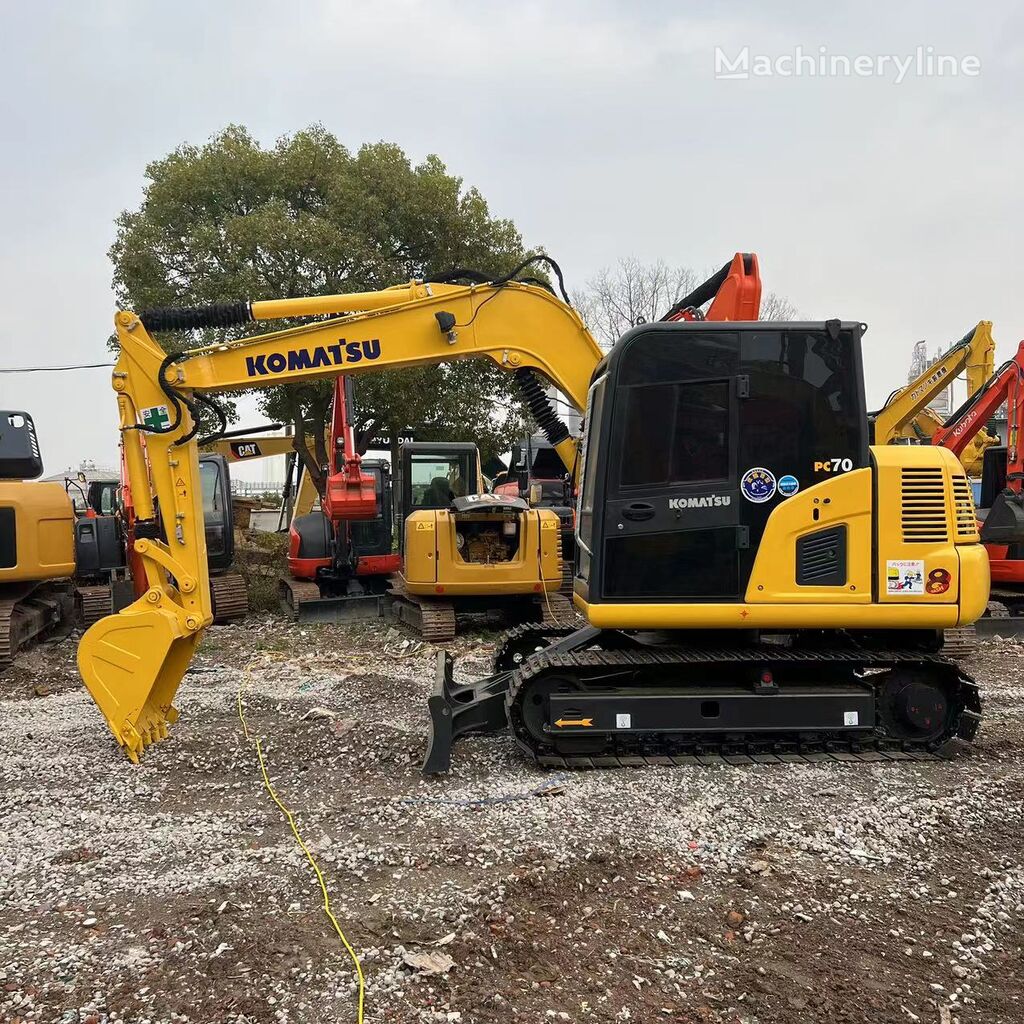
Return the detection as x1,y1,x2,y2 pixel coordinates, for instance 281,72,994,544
77,602,200,763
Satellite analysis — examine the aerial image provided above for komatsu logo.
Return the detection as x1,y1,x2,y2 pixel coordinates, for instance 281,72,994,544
245,339,381,377
668,494,731,510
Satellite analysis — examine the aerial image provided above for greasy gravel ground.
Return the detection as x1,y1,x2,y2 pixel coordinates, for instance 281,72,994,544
1,618,1023,1024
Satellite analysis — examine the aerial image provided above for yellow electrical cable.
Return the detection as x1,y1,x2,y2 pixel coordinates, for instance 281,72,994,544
237,659,365,1022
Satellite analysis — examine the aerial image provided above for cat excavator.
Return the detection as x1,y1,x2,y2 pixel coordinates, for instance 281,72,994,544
76,252,988,770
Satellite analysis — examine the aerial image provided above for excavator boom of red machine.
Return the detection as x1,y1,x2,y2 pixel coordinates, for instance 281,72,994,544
662,252,762,322
321,376,378,522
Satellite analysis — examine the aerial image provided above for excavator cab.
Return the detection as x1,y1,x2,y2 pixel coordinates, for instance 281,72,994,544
398,442,481,533
87,480,119,517
576,320,867,607
198,454,235,574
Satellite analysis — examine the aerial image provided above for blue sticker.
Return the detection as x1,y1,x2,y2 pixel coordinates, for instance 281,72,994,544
740,467,777,503
778,474,800,497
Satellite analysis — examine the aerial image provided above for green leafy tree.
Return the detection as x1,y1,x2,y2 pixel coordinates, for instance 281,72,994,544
110,124,533,488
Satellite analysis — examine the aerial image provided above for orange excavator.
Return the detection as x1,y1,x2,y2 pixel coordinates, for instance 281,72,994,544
932,339,1024,628
279,375,401,620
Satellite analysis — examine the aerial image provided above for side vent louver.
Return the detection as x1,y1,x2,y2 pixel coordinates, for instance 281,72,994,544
951,473,980,542
796,525,848,586
900,467,948,543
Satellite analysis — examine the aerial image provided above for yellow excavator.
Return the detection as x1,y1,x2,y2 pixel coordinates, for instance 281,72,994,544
202,429,320,523
872,321,997,475
76,253,988,770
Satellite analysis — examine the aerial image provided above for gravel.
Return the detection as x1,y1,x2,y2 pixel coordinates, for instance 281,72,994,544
1,619,1023,1022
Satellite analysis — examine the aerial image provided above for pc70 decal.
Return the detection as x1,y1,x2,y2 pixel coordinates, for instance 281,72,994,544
814,457,855,474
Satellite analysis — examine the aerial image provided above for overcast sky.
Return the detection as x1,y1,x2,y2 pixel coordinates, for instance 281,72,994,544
1,0,1020,480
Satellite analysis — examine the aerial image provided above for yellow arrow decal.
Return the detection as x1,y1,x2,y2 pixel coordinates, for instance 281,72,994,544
554,717,594,728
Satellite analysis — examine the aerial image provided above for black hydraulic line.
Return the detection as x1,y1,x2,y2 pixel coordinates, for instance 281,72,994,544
514,368,570,446
139,302,254,332
659,261,734,321
193,394,230,448
214,422,286,441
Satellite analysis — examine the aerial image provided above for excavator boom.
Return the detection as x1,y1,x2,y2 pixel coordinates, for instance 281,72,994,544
872,321,996,448
78,275,608,759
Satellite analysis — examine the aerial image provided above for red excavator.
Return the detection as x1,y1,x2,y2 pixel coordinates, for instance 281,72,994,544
279,375,401,621
932,339,1024,628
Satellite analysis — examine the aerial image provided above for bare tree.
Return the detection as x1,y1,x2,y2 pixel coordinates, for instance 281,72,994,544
758,290,799,321
573,257,797,349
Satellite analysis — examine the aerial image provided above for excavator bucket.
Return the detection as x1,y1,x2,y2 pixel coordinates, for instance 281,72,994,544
77,600,199,762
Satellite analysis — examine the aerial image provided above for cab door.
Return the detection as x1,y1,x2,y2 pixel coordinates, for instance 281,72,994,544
598,325,741,598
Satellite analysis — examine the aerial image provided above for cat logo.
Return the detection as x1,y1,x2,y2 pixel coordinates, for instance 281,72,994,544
230,441,263,459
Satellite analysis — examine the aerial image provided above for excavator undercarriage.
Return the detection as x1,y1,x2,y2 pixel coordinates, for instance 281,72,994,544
425,626,981,773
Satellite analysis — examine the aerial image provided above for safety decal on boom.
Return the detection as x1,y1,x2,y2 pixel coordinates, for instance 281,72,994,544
140,405,171,431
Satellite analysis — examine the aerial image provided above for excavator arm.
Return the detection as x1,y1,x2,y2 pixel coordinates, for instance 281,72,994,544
932,341,1024,462
872,321,996,447
78,280,601,760
78,256,760,762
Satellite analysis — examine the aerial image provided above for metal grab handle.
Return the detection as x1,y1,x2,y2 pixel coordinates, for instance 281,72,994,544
622,502,655,522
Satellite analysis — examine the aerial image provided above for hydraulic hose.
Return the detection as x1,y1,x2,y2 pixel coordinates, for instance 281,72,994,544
514,367,570,446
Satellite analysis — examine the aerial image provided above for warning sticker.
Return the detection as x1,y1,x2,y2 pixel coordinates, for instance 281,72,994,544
843,711,859,726
139,404,171,431
615,713,632,729
886,559,925,595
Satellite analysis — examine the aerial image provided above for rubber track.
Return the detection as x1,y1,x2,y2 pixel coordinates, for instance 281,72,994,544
0,599,14,669
0,589,64,671
538,592,574,627
941,625,978,659
505,644,981,767
279,578,321,619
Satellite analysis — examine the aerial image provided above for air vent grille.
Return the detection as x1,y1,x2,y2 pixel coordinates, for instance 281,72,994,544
901,467,948,544
951,473,979,542
796,525,847,586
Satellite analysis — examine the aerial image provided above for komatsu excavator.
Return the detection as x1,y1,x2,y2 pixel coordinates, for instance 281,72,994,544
872,322,997,475
77,253,988,770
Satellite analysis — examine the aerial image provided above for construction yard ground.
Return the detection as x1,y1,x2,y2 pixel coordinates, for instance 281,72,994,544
1,618,1023,1024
